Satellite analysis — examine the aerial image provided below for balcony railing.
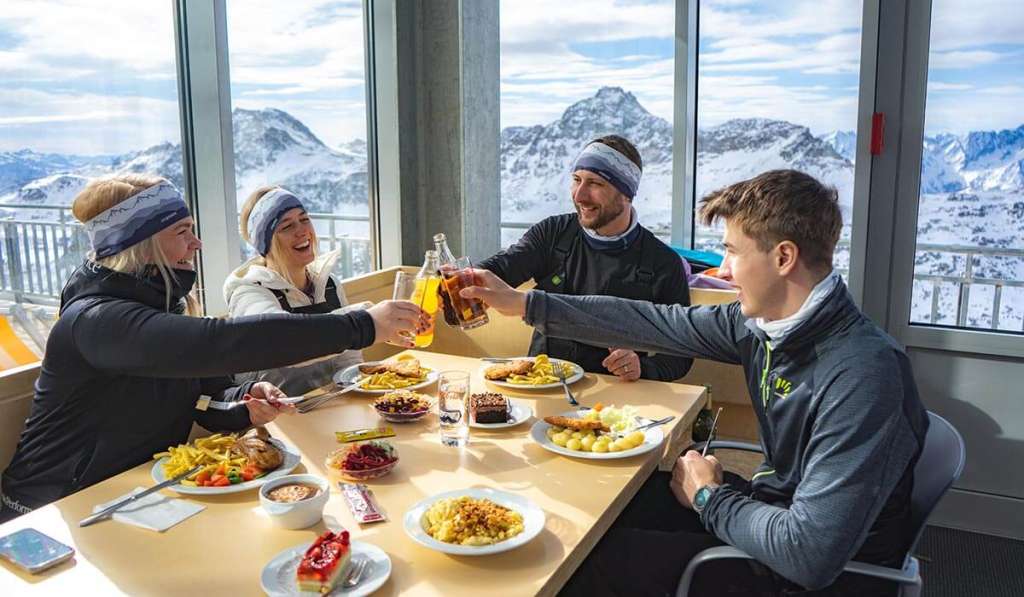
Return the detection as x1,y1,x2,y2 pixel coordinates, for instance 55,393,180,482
502,222,1024,332
0,205,1018,332
0,204,371,304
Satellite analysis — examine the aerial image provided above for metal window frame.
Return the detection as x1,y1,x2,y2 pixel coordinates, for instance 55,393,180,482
365,0,400,268
846,0,881,308
883,0,1024,358
671,0,698,249
175,0,240,316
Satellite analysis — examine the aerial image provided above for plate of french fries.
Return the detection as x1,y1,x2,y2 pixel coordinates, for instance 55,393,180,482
150,432,300,495
481,354,584,390
333,355,439,394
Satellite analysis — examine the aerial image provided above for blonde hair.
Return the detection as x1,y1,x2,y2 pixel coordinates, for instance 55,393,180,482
239,185,318,289
73,174,201,315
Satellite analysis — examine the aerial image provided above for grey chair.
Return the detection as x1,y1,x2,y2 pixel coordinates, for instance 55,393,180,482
677,411,965,597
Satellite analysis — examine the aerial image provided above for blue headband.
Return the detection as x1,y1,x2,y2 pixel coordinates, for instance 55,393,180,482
571,142,642,199
84,181,190,259
247,188,304,256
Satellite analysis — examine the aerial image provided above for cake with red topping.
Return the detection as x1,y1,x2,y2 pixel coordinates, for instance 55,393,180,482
296,530,351,594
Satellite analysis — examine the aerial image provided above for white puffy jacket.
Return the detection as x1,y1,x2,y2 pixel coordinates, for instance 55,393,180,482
223,249,367,394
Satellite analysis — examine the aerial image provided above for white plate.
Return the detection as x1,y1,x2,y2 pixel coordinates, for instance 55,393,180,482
260,539,391,597
403,487,545,556
469,399,533,429
529,411,665,460
481,358,584,390
150,439,301,495
333,362,439,395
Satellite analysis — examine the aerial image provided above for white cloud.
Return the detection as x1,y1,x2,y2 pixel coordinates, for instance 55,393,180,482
0,88,180,154
928,81,973,92
929,50,1003,70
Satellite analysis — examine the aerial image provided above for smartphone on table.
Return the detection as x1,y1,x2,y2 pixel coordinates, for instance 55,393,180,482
0,528,75,574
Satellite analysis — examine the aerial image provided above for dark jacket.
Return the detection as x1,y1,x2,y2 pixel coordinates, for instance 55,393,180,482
1,261,375,513
525,280,929,590
479,214,692,381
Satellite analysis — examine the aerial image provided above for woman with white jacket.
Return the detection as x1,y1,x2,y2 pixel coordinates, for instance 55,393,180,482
225,185,368,395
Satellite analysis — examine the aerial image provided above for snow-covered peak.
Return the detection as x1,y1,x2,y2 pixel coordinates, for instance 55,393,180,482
820,130,857,161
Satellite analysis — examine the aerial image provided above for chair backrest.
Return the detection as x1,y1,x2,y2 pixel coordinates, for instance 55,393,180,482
905,411,966,559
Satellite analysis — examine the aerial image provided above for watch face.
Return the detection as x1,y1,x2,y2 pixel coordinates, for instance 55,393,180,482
694,487,711,510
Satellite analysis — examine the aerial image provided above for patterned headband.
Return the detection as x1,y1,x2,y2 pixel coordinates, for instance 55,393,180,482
84,181,190,259
247,188,304,256
571,142,642,199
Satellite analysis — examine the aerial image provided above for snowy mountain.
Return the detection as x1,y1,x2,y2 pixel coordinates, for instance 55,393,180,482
820,130,857,162
0,108,369,218
499,87,854,240
500,87,674,236
2,88,1022,329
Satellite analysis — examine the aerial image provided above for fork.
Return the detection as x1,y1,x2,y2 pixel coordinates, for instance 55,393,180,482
296,383,359,414
554,366,580,407
342,557,369,588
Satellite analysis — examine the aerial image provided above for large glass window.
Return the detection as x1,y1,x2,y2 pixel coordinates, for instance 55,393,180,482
0,1,182,357
694,0,864,278
909,0,1023,332
226,1,372,278
499,0,676,247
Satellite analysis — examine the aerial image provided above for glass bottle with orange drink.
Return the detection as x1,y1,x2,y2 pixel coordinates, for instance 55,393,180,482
410,251,441,347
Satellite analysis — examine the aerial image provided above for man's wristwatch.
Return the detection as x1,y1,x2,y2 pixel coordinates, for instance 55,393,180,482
692,484,719,515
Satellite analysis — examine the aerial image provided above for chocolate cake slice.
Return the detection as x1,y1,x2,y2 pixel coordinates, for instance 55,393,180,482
470,392,509,424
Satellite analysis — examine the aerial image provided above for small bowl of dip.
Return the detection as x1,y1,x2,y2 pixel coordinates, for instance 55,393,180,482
259,474,329,529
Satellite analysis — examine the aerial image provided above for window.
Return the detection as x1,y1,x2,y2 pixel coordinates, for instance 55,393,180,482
226,0,373,278
499,0,676,247
0,1,182,355
909,0,1024,332
694,0,864,278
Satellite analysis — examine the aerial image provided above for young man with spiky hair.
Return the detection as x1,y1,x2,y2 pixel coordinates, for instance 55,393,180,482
462,170,928,596
478,135,692,382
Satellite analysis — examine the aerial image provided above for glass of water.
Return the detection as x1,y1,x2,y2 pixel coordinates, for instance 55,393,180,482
438,371,470,447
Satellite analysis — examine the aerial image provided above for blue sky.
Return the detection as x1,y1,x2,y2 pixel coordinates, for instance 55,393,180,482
0,0,1020,156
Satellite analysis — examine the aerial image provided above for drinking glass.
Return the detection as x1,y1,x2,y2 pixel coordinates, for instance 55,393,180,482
438,371,470,447
393,271,436,347
440,256,489,330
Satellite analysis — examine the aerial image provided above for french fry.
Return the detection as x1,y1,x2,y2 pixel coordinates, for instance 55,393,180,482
358,369,429,390
507,354,575,385
153,433,242,480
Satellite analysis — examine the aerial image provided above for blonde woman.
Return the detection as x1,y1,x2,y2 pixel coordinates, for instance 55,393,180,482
224,186,366,394
0,175,426,521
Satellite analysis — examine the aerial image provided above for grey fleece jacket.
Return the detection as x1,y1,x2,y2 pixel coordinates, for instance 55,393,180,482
524,281,928,590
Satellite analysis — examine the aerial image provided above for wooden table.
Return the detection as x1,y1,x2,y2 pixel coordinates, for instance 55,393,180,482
0,351,706,596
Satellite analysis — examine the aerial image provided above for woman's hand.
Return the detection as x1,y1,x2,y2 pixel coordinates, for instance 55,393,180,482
366,300,431,347
458,269,528,317
243,382,295,426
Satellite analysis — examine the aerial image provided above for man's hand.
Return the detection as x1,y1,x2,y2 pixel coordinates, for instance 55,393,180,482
244,382,296,425
603,348,641,382
459,269,528,317
670,451,724,509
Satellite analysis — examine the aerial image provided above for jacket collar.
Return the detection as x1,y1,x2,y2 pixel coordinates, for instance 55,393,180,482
744,276,860,351
60,260,196,315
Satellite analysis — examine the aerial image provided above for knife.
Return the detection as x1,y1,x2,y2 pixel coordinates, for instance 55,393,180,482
79,464,203,527
613,415,675,439
701,407,724,458
198,396,306,411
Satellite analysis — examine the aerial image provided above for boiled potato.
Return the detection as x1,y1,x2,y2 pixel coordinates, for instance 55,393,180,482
552,433,569,447
566,438,583,451
580,435,596,451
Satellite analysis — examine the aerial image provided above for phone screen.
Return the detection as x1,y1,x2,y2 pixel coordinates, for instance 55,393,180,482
0,528,75,573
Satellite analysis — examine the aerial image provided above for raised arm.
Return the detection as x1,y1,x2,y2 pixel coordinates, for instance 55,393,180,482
70,298,425,378
700,350,923,589
460,269,745,365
